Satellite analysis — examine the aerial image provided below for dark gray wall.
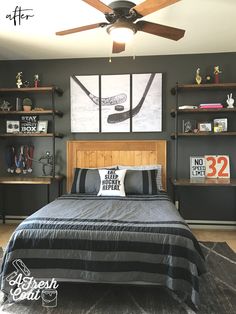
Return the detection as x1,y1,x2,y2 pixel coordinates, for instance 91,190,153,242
1,52,236,221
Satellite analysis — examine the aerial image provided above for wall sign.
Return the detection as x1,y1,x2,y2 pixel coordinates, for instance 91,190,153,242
70,73,162,133
20,115,38,133
205,155,230,178
190,156,206,178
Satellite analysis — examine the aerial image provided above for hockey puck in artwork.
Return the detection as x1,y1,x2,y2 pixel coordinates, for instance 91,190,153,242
115,105,124,111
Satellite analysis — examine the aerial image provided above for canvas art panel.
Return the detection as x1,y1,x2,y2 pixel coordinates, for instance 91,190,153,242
132,73,162,132
71,75,99,133
101,74,130,133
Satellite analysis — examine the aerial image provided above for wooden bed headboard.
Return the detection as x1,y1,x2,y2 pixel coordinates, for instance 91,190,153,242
67,140,167,192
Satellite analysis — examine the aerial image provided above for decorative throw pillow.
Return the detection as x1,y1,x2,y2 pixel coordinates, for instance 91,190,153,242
124,169,159,195
71,167,118,194
118,164,163,191
71,168,101,194
97,169,126,197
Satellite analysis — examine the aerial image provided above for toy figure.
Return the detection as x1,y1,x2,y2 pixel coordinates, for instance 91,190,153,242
195,68,202,85
39,151,53,176
34,74,40,88
213,66,222,84
226,93,234,108
0,100,12,111
16,72,23,88
204,74,212,84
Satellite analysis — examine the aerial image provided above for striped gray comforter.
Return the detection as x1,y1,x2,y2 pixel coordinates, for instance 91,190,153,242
0,193,206,307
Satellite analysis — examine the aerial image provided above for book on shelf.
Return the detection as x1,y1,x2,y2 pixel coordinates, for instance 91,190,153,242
199,103,223,109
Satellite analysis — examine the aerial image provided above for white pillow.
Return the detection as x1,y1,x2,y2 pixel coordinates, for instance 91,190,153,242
97,169,126,197
118,164,163,191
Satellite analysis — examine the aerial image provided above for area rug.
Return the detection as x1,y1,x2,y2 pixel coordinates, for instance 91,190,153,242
0,242,235,314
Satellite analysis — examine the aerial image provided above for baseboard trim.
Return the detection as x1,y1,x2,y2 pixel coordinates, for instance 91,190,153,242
187,220,236,229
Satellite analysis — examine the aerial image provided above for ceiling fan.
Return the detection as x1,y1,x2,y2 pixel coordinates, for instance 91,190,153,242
56,0,185,53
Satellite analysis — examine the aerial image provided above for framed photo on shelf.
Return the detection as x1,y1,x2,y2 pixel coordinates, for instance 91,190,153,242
6,120,20,133
213,118,227,132
198,122,212,132
182,119,196,133
37,120,48,133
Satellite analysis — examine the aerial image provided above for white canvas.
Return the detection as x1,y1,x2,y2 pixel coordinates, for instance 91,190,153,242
132,73,162,132
70,75,99,133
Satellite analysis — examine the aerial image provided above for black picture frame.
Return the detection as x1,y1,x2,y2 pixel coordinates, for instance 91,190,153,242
182,119,196,133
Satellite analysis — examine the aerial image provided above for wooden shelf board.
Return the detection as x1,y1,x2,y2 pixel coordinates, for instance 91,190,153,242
178,83,236,90
0,133,59,137
0,110,63,117
0,176,64,185
176,132,236,137
171,178,236,186
176,108,236,113
0,86,63,96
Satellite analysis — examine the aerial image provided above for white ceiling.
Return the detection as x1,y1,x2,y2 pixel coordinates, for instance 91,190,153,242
0,0,236,60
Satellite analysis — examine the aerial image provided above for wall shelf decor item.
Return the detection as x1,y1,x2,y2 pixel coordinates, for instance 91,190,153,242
20,115,38,133
6,120,20,133
37,120,48,133
190,156,206,178
70,73,162,133
205,155,230,178
198,122,212,132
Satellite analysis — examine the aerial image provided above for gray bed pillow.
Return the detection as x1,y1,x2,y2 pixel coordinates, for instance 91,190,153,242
124,169,159,195
71,167,118,194
118,164,163,191
71,168,100,194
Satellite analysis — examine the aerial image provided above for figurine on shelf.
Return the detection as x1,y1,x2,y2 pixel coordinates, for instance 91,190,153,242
226,93,234,108
195,68,202,85
16,72,23,88
23,81,30,88
39,151,53,176
0,100,12,111
213,66,222,84
34,74,40,88
204,74,212,84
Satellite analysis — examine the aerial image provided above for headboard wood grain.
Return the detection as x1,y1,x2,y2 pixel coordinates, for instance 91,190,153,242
67,140,167,192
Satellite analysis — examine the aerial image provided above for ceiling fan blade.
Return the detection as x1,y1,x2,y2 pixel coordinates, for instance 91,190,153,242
136,20,185,40
82,0,113,14
112,42,126,53
56,23,106,36
132,0,180,17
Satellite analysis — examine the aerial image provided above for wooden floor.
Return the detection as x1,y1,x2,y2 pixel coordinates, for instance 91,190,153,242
0,223,236,252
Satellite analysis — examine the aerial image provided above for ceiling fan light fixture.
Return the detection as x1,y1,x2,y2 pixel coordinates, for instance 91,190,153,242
107,21,136,43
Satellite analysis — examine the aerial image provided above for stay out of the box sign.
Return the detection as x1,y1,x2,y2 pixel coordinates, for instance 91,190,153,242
6,116,48,134
190,155,230,179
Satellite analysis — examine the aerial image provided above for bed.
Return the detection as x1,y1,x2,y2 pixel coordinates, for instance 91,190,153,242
0,140,206,308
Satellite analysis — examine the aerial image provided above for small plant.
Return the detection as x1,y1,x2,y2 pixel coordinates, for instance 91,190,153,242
23,98,33,112
22,98,32,107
